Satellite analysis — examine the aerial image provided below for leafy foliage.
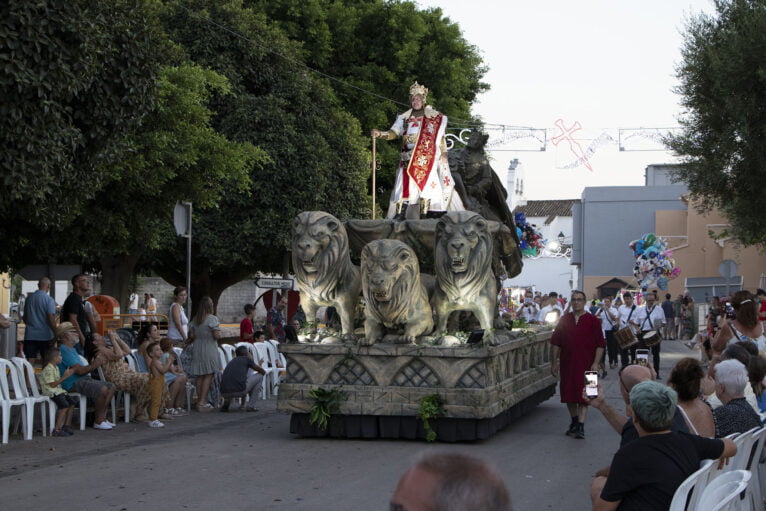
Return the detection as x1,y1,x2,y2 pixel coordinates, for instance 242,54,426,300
667,0,766,245
418,393,445,442
308,387,347,430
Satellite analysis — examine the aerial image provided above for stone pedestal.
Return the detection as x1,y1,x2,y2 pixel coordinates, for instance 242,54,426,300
277,330,556,441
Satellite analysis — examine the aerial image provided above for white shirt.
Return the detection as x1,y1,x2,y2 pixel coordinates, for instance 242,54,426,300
128,293,139,309
634,304,666,332
537,304,563,323
618,304,639,332
516,301,540,322
594,306,620,333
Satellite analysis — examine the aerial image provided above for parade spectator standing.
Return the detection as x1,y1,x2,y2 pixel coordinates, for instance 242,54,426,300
56,322,116,430
757,288,766,326
127,290,139,315
515,290,540,323
592,381,735,511
39,347,77,436
594,297,620,370
220,345,266,412
266,295,288,343
187,296,221,412
712,359,763,437
146,341,173,428
550,290,604,439
22,277,58,365
661,293,675,340
167,287,189,346
61,274,91,354
674,294,684,339
712,290,766,352
147,293,158,322
634,291,666,378
617,293,638,366
390,453,512,511
240,304,255,343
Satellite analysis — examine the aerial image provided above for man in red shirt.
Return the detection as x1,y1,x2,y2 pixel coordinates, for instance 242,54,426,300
240,304,256,343
550,290,605,439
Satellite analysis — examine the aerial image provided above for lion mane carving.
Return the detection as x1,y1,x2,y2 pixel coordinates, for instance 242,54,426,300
292,211,361,339
432,211,497,343
361,239,433,345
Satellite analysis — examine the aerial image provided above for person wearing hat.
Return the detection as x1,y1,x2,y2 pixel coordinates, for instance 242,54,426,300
56,322,117,430
372,81,464,220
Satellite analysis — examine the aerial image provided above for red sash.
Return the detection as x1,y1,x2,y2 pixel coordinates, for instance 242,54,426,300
405,113,442,192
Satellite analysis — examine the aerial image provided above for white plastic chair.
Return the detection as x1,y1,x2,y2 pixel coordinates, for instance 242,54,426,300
173,347,194,412
726,426,761,472
217,347,227,372
11,357,55,436
0,358,31,443
265,340,287,395
221,344,236,363
739,426,766,511
670,459,714,511
696,470,751,511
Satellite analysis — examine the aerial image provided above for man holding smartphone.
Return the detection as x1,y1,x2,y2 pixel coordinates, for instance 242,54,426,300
550,290,605,439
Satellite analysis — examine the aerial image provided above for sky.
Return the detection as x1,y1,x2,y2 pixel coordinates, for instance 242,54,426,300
417,0,717,199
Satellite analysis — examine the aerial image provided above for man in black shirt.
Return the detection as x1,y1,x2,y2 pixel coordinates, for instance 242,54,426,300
220,346,266,412
592,381,736,511
61,273,91,354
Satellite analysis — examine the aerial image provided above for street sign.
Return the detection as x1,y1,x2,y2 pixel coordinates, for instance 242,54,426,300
718,259,738,279
254,278,294,290
173,202,191,237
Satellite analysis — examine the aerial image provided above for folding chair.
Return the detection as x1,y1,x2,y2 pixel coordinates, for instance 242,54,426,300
11,357,55,435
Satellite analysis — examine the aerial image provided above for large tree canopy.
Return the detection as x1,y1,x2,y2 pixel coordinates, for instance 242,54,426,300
668,0,766,245
0,0,167,267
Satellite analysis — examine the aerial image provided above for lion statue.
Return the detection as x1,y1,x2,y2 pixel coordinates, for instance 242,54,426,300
360,239,433,345
292,211,361,340
432,211,498,344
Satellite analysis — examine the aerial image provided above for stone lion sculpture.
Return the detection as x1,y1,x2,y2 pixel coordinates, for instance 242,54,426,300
432,211,498,344
360,239,433,345
292,211,361,340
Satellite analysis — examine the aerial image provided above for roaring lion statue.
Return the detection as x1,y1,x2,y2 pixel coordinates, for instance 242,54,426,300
432,211,498,344
292,211,361,340
361,239,433,345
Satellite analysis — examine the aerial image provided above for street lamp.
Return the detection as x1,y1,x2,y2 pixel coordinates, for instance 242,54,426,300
558,231,565,244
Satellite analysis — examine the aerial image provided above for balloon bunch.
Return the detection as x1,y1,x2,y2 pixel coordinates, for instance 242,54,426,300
629,233,681,290
515,213,546,257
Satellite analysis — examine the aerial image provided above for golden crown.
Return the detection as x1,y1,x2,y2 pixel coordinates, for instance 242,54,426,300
409,81,428,99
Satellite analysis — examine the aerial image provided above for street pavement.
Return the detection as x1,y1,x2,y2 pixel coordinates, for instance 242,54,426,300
0,340,699,510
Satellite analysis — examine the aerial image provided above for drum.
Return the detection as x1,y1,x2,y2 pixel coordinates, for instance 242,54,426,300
641,330,661,347
616,326,638,349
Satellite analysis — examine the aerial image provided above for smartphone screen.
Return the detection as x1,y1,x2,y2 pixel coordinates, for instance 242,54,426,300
636,349,649,366
585,371,598,398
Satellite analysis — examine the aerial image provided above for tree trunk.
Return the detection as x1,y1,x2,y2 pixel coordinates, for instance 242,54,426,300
99,254,140,310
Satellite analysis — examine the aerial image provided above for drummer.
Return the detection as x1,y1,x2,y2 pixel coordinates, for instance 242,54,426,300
618,292,639,367
634,291,667,378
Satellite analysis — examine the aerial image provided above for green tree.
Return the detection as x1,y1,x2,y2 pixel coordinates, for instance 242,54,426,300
668,0,766,244
153,0,369,310
0,0,167,267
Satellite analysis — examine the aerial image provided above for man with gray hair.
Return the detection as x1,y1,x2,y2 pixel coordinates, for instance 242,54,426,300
712,358,763,437
390,453,511,511
592,381,736,511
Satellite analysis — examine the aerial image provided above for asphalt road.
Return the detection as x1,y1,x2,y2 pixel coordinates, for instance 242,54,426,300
0,340,698,511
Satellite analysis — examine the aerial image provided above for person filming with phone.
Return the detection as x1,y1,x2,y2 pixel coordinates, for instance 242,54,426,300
711,290,766,354
550,290,604,439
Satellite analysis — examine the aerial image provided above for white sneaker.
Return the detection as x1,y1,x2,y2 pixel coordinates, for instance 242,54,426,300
104,420,116,428
93,422,113,430
149,420,165,428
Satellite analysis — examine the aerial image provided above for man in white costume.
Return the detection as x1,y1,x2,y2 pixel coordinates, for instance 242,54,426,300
372,81,464,220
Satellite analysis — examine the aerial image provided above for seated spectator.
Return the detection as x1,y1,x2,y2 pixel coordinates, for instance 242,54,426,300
240,304,256,343
667,358,715,437
706,343,761,412
748,354,766,414
39,347,77,436
219,345,266,412
585,364,688,448
712,359,763,437
592,381,736,511
391,453,511,511
56,322,116,430
159,338,188,415
253,331,266,343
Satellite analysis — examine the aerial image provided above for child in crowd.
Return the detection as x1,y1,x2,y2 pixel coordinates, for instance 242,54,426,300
240,304,256,343
253,330,265,343
146,341,174,428
159,338,188,415
220,346,266,412
39,347,78,437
